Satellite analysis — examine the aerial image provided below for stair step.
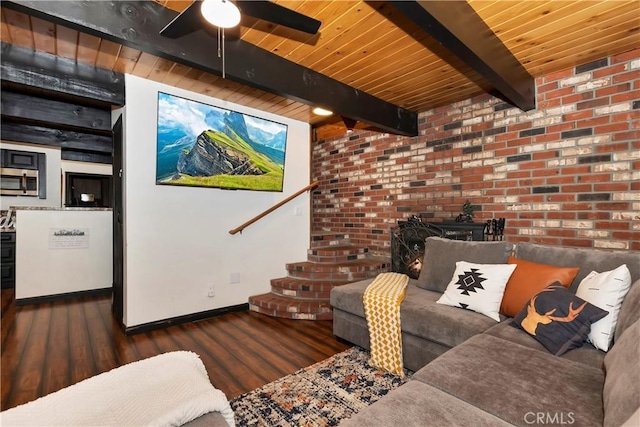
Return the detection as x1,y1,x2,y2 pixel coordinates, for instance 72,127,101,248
249,293,333,320
270,277,352,299
309,232,351,249
307,245,369,263
251,238,386,321
285,259,389,281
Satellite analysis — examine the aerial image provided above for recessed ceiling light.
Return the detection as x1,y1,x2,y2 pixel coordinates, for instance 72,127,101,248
313,107,333,116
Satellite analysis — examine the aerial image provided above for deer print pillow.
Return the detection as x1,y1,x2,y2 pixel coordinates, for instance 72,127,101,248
436,261,517,321
512,283,609,355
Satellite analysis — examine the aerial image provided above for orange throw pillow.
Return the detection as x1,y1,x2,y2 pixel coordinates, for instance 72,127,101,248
500,256,580,317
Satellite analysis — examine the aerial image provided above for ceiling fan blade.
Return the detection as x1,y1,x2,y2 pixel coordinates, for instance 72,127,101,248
160,1,204,39
235,1,321,35
224,25,242,40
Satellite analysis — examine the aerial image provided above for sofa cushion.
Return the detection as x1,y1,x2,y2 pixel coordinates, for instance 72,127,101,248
603,319,640,427
514,242,640,291
500,256,579,317
483,320,605,368
332,309,454,372
413,334,605,427
416,237,514,292
615,279,640,342
330,277,377,318
331,279,496,349
576,264,632,351
400,284,497,348
621,409,640,427
436,261,516,321
340,380,512,427
511,284,608,356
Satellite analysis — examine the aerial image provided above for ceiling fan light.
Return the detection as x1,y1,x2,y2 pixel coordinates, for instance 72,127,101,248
313,107,333,116
201,0,241,29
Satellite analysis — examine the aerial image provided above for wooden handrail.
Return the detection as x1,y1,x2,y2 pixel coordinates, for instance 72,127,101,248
229,181,319,235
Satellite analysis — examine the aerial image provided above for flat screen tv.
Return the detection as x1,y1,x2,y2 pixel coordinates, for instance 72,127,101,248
156,92,288,192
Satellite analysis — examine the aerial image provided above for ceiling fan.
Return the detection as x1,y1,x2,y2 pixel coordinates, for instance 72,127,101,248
160,0,322,38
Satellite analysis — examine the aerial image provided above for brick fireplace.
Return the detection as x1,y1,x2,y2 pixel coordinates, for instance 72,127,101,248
312,49,639,258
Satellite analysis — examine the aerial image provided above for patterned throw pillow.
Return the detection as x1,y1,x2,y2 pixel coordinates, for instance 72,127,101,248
436,261,517,321
512,283,609,356
576,264,632,351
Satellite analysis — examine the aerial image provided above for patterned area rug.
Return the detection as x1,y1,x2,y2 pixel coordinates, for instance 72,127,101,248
230,347,412,426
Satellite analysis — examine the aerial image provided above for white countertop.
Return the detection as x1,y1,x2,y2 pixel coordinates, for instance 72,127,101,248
11,206,112,211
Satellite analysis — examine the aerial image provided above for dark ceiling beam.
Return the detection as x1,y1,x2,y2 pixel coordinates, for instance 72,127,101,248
0,122,113,154
3,1,418,136
1,90,112,134
389,0,535,111
1,42,124,106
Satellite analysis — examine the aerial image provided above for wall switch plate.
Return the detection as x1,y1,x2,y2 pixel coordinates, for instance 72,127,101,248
294,207,303,216
230,272,241,284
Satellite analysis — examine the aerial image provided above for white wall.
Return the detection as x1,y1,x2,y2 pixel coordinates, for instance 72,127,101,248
61,160,112,176
15,209,113,299
123,74,311,327
0,141,62,210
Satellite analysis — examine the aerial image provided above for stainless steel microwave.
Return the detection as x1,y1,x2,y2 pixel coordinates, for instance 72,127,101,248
1,168,39,196
0,149,47,198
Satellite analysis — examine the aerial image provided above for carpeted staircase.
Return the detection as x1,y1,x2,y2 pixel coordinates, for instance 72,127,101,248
248,233,389,320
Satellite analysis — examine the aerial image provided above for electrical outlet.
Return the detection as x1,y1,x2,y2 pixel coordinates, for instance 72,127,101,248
230,272,241,284
207,286,215,298
294,207,303,216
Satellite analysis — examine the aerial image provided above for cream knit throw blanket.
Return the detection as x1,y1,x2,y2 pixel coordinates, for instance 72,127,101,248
0,351,235,427
363,272,409,378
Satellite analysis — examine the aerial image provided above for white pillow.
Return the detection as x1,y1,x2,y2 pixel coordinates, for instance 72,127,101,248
437,261,516,321
576,264,632,351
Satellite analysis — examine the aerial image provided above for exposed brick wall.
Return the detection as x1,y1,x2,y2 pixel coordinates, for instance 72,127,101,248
312,49,640,256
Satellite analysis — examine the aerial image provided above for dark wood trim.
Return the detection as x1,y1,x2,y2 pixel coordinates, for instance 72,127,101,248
124,303,250,336
36,152,46,199
2,1,418,136
1,122,113,153
14,287,111,306
0,42,125,107
388,0,535,111
61,150,113,164
111,115,124,326
1,91,112,134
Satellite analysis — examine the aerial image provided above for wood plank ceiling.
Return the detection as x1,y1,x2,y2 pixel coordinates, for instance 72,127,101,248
1,1,639,138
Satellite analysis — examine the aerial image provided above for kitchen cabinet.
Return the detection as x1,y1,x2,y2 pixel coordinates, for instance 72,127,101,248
1,149,39,169
1,232,16,288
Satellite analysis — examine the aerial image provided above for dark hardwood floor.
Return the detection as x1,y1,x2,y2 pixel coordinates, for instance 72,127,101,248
0,289,350,411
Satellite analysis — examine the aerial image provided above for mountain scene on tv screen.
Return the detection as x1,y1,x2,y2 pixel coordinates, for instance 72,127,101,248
156,92,287,192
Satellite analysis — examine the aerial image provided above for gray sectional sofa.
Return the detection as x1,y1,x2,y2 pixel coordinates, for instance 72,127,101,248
331,238,640,426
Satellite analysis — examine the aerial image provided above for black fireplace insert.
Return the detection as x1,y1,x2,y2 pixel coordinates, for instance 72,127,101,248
390,216,487,279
